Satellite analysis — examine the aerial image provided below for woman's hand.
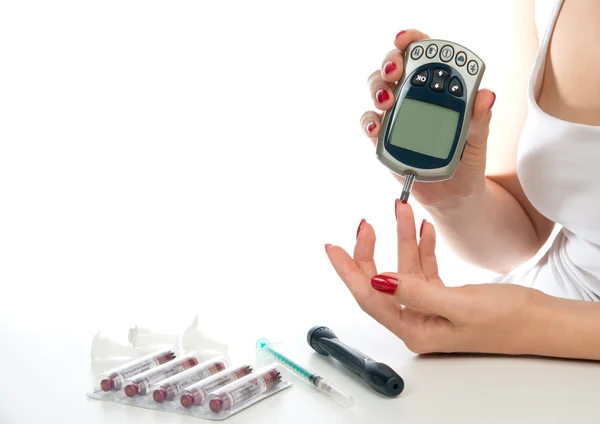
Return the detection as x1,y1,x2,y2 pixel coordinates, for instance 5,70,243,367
361,29,496,208
324,200,543,355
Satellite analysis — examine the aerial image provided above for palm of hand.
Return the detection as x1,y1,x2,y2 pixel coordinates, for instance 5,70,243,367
325,201,539,355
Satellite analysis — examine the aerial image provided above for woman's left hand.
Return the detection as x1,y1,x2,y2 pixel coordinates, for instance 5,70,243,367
324,200,544,355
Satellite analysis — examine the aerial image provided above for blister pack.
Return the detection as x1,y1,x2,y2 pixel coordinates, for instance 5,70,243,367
87,352,291,420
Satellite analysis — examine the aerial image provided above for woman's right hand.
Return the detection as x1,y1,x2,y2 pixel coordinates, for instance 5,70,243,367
361,29,496,209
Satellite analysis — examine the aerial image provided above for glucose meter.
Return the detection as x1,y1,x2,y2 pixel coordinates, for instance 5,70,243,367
376,39,485,202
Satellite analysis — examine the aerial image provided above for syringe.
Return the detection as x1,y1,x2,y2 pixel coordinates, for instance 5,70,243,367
255,338,353,407
179,365,254,408
207,367,282,413
152,357,228,403
124,352,202,397
99,349,176,391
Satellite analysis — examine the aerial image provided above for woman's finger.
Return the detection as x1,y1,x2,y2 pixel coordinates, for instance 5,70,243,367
326,245,405,334
395,200,421,275
380,49,404,83
354,219,378,277
463,89,495,155
360,110,383,142
393,28,430,52
368,70,395,111
371,271,457,319
418,220,443,285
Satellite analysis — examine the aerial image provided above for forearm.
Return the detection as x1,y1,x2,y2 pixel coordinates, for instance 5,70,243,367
523,292,600,361
425,177,543,273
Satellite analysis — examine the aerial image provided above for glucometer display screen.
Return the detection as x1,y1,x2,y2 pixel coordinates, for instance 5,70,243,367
389,99,460,159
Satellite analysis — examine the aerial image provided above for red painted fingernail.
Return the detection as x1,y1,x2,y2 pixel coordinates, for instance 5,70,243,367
489,92,496,110
365,122,376,134
356,218,366,239
383,61,397,75
376,89,390,104
371,275,398,294
419,219,426,238
395,199,399,220
325,243,332,252
395,30,407,39
401,200,407,204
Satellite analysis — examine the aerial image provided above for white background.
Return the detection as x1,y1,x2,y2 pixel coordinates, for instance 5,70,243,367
2,1,598,423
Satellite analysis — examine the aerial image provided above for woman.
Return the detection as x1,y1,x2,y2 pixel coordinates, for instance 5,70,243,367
325,0,600,360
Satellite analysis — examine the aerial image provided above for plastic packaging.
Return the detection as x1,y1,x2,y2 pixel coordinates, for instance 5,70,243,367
182,316,229,354
88,361,291,420
124,352,204,397
206,366,284,416
91,331,160,360
152,356,229,403
179,365,254,408
98,349,176,391
129,326,179,348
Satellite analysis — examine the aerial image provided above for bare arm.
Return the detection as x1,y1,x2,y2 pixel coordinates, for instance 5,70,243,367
426,0,555,273
527,293,600,360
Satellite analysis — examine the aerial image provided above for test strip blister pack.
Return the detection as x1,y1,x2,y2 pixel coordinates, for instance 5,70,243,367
87,349,292,420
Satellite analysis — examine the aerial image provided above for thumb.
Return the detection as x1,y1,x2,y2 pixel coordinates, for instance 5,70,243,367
371,272,458,318
464,89,495,153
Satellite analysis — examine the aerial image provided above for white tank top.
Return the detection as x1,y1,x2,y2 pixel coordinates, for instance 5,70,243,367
499,0,600,301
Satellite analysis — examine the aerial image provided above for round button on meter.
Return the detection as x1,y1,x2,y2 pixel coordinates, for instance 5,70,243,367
440,45,454,62
425,44,438,58
410,45,424,60
455,51,467,67
467,60,479,75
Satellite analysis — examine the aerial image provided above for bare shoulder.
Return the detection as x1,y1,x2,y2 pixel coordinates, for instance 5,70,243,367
539,0,600,125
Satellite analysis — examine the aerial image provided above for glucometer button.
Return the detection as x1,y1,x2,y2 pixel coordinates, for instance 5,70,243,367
426,44,438,58
448,77,463,97
467,60,479,75
429,68,448,92
440,45,454,62
410,45,424,60
455,52,467,67
411,69,429,86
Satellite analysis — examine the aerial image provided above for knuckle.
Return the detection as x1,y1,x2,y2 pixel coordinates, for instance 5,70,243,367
367,70,381,85
428,271,440,281
401,281,424,307
359,111,373,124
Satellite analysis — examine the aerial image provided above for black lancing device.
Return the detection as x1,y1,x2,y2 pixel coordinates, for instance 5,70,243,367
307,325,404,397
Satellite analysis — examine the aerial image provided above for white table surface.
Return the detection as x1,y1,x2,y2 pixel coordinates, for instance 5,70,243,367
2,311,600,424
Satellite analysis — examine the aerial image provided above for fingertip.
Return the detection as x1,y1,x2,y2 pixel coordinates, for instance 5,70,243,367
418,221,437,251
360,111,382,140
357,219,376,243
395,30,407,41
375,88,393,107
394,28,430,51
395,197,415,220
364,121,379,137
371,273,399,295
472,89,496,123
380,52,403,82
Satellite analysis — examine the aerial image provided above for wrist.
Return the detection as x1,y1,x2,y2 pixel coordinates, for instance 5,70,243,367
423,178,487,221
508,287,551,356
515,289,600,360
